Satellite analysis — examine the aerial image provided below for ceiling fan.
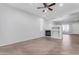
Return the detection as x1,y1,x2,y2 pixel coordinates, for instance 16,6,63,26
37,3,56,12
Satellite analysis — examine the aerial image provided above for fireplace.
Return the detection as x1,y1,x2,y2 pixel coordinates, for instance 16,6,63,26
45,30,51,36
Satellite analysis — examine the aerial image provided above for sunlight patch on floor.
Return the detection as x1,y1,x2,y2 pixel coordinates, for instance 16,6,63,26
62,35,71,49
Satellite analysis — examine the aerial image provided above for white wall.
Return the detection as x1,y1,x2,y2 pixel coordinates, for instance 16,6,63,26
70,22,79,34
43,20,53,30
0,4,44,46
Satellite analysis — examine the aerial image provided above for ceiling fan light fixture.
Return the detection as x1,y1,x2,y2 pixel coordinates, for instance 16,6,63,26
43,10,47,13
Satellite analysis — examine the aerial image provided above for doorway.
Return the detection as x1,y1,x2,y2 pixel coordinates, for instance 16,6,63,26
62,24,70,34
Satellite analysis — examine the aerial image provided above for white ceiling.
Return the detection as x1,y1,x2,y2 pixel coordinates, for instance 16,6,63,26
7,3,79,21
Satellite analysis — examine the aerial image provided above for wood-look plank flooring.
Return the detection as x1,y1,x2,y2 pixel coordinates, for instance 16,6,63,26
0,35,79,55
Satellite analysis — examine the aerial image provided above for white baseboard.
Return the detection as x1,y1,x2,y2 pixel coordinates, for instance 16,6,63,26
0,35,43,46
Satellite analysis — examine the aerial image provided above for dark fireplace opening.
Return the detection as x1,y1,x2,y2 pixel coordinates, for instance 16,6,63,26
45,30,51,36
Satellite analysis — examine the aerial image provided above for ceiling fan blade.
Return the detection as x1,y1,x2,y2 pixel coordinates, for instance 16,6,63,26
48,3,56,7
43,3,47,7
48,8,53,11
37,7,45,9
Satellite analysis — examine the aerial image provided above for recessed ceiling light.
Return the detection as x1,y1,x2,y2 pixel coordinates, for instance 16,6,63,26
59,3,63,7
